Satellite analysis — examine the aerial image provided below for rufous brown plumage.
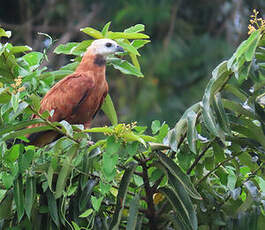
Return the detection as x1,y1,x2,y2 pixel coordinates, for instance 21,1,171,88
27,39,124,146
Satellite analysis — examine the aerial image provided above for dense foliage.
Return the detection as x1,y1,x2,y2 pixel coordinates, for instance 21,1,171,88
0,13,265,230
2,0,265,126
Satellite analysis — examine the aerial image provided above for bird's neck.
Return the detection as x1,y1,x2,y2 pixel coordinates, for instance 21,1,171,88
76,52,106,74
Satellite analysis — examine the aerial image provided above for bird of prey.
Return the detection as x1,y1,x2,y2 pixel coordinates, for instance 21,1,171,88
27,39,124,147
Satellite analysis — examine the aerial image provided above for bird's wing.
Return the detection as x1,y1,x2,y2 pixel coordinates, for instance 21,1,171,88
38,71,95,122
28,71,95,147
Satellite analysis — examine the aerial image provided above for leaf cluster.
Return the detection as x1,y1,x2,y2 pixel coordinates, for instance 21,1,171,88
0,19,265,230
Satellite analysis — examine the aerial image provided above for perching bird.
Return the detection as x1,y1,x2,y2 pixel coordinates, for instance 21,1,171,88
27,39,124,147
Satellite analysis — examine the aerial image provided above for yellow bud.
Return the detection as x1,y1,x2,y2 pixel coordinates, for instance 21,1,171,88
18,86,25,92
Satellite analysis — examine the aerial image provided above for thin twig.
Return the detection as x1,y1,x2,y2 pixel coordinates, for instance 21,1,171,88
187,143,211,175
195,152,243,186
28,104,80,144
243,162,264,184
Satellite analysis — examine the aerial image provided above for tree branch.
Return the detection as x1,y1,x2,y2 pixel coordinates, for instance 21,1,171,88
195,152,243,186
187,143,211,175
140,159,157,230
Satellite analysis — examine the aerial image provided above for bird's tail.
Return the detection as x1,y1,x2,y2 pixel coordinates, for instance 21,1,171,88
6,131,63,148
27,131,63,147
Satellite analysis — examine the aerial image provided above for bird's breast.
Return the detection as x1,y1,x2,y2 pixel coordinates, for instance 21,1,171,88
68,80,107,124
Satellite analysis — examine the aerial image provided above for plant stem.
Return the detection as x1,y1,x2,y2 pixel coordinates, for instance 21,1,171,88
187,143,211,175
139,159,157,230
29,104,80,144
243,162,264,183
195,152,242,186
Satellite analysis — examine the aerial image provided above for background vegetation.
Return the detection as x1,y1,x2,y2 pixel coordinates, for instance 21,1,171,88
2,0,265,126
0,1,265,230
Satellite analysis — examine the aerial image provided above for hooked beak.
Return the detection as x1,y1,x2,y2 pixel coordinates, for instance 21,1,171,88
116,45,124,53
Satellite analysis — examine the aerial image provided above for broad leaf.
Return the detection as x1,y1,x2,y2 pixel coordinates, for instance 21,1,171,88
101,94,118,125
109,162,137,230
156,151,201,200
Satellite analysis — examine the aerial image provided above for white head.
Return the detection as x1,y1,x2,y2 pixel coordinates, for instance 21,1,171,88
88,39,124,56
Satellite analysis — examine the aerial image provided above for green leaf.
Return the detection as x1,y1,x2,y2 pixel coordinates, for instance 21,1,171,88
80,27,103,39
117,41,140,56
232,30,260,62
224,84,248,102
0,119,45,136
2,172,14,189
213,93,231,134
165,213,189,230
156,123,169,143
151,120,161,134
47,157,57,191
131,40,150,49
202,61,231,139
123,132,146,146
167,172,198,230
124,24,145,33
13,176,24,222
245,31,261,61
212,141,225,162
79,208,93,218
0,87,11,103
103,152,118,181
159,186,194,230
9,101,29,121
109,57,143,77
165,102,201,151
30,94,41,111
1,125,54,141
0,28,11,38
24,177,36,219
10,45,32,54
156,151,201,200
102,22,112,36
126,142,139,156
71,40,93,55
99,181,111,195
106,32,149,39
55,145,78,199
91,196,104,212
22,52,43,70
5,144,23,162
109,162,137,230
126,194,140,230
187,111,198,154
19,149,34,173
255,176,265,193
11,93,19,113
101,94,118,125
40,69,74,81
0,191,13,220
54,42,79,55
83,126,113,133
222,99,256,119
47,189,60,228
106,136,121,154
60,120,73,137
71,221,81,230
79,179,97,212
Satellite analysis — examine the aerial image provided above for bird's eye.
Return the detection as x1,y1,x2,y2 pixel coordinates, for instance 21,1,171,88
105,42,112,48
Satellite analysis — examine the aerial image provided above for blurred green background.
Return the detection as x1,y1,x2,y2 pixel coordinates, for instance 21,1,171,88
1,0,264,127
